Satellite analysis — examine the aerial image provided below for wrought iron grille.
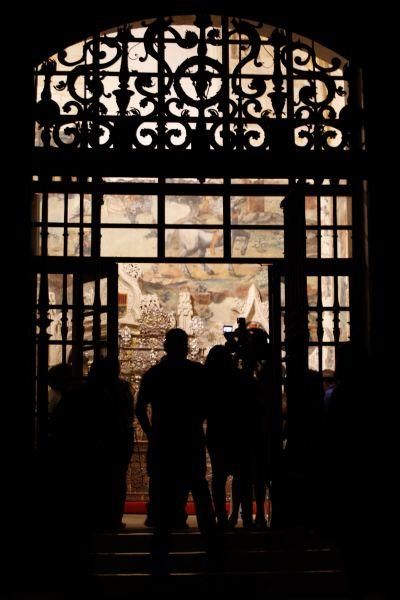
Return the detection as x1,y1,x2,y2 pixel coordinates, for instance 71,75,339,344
34,15,359,152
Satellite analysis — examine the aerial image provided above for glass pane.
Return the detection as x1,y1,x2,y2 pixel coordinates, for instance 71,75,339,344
336,196,352,226
320,196,333,225
339,311,351,341
338,276,350,307
308,312,318,341
100,278,108,305
307,277,318,306
67,275,73,304
305,196,318,225
308,346,319,371
48,227,64,256
101,228,157,257
165,178,223,183
322,311,334,342
84,229,92,257
48,344,64,368
48,274,63,304
231,197,284,225
83,281,94,305
280,277,285,308
48,194,65,222
47,274,73,305
231,178,289,185
165,196,223,224
103,177,158,183
321,276,334,306
102,195,157,224
100,312,108,336
337,230,352,258
322,346,335,371
231,230,283,258
83,349,94,376
83,314,93,341
306,230,318,258
36,274,41,304
165,229,223,258
321,230,334,258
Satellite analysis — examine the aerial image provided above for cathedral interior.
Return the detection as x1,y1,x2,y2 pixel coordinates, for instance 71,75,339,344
7,1,390,598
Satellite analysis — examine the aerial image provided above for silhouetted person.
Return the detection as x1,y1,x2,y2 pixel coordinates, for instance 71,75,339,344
47,363,73,445
226,325,271,529
136,328,217,574
87,356,134,529
46,363,94,581
204,345,242,528
228,369,269,530
41,363,75,581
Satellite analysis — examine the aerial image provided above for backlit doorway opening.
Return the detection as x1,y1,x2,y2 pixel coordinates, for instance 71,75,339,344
117,262,274,502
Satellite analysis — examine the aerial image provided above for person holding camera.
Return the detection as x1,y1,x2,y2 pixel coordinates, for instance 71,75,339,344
223,319,272,529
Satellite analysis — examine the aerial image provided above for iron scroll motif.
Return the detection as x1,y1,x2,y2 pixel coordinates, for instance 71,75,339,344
35,15,357,151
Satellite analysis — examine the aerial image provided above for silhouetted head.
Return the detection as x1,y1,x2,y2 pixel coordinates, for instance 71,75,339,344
164,328,189,359
48,363,72,393
88,356,120,384
247,327,270,360
205,345,233,371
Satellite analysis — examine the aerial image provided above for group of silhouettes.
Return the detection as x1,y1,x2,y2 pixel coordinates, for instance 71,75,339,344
136,328,271,534
47,326,355,575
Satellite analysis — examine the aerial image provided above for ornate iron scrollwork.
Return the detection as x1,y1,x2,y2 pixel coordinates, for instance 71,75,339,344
34,15,358,152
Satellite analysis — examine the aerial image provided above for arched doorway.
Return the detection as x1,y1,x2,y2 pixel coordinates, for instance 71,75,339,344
32,14,362,505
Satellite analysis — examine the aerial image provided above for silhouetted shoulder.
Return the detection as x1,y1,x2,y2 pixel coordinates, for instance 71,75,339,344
141,361,164,378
